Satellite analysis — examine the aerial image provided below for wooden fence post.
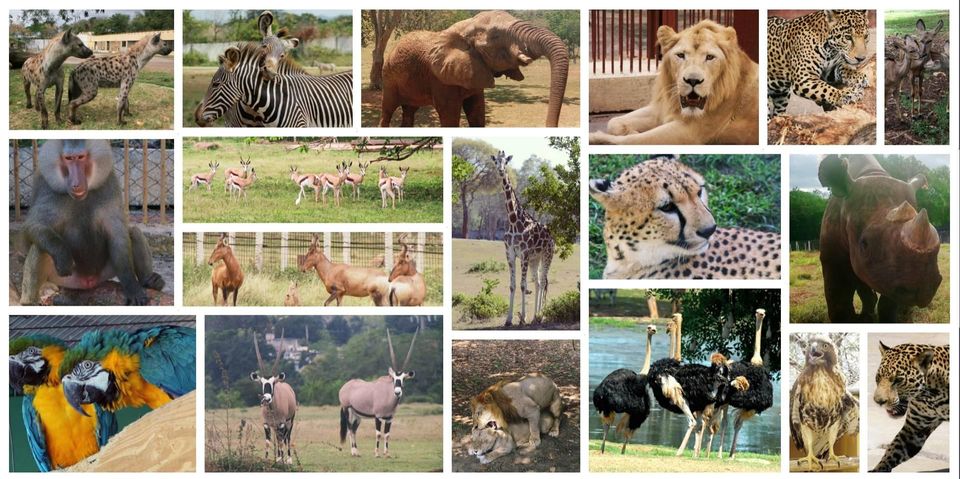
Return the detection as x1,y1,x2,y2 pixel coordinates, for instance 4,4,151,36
123,140,130,221
323,233,331,261
280,232,289,270
159,141,167,224
13,140,20,221
142,140,148,224
417,232,426,270
385,232,394,269
196,232,204,265
342,232,351,264
32,139,38,171
255,232,264,272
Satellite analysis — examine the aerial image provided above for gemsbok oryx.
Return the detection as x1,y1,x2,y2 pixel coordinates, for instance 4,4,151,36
339,326,419,457
250,330,298,464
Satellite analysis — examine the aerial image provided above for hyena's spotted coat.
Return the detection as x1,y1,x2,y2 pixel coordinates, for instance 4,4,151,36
21,29,93,129
68,32,173,125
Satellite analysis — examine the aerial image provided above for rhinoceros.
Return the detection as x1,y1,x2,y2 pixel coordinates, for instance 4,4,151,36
818,155,942,322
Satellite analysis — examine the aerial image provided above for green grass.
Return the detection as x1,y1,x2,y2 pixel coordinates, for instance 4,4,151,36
206,404,442,472
360,46,581,127
9,66,173,130
588,440,780,472
452,239,580,329
181,138,443,223
885,10,949,35
466,260,505,274
589,154,780,278
589,316,649,328
183,64,352,127
790,245,950,323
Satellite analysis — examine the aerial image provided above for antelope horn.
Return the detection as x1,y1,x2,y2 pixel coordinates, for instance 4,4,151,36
272,328,285,376
401,325,419,371
886,201,918,223
253,332,265,373
387,329,398,370
902,208,940,253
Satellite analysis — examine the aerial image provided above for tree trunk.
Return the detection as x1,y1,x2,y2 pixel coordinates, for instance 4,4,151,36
460,188,470,239
369,11,402,90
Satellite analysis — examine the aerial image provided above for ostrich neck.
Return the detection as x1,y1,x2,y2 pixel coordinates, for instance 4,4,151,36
640,332,653,375
750,316,764,366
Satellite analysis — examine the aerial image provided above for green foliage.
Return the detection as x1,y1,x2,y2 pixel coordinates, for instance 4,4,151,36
452,292,466,307
541,290,580,323
186,10,352,44
876,155,950,227
523,137,581,259
460,279,509,320
466,260,505,274
884,10,949,36
129,10,174,31
589,154,779,278
789,190,828,242
451,155,476,204
182,50,212,67
905,98,950,145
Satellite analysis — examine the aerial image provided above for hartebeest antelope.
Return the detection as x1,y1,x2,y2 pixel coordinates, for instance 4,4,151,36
284,281,301,306
228,168,258,200
190,162,220,191
251,330,298,464
209,233,244,306
344,161,370,200
289,165,321,205
339,326,419,457
224,157,252,192
389,166,410,202
378,166,396,209
316,162,349,206
388,235,426,306
299,234,389,306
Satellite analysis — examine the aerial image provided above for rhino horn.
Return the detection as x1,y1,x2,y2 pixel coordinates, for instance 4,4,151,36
901,208,939,253
885,201,917,223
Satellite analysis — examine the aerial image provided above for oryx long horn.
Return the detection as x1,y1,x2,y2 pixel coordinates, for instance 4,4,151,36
387,328,398,370
401,325,420,371
253,332,265,373
272,328,285,376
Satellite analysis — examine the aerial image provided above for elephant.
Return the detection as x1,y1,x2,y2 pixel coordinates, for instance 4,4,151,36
379,10,569,127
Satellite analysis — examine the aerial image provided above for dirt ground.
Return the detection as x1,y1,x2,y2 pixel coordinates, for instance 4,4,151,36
452,340,580,472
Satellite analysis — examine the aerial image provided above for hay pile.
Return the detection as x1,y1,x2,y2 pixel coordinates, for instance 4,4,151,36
66,391,196,472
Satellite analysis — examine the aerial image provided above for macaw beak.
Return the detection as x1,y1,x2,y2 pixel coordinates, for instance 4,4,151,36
61,367,118,416
9,356,26,392
9,354,46,391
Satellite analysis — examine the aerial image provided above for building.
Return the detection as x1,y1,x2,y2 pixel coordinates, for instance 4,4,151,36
84,30,175,54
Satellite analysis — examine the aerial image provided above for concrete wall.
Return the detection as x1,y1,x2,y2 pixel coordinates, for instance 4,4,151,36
185,36,352,62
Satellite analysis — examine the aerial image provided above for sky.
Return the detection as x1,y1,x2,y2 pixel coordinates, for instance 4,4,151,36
460,137,569,168
191,10,351,22
11,10,144,26
790,154,950,192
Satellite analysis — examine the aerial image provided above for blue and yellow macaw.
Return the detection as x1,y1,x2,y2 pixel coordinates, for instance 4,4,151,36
9,335,117,471
59,326,196,414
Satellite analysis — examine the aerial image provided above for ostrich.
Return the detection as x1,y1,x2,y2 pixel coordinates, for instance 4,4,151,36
646,313,748,456
593,324,656,454
705,308,774,458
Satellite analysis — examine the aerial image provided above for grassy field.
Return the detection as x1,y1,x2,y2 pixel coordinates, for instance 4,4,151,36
588,441,780,472
206,404,442,472
885,10,949,35
790,245,950,323
452,239,579,329
182,65,352,128
360,46,580,127
9,68,173,130
181,138,443,223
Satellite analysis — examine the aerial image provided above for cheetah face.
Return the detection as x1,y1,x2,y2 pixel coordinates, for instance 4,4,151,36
590,157,718,268
826,10,869,66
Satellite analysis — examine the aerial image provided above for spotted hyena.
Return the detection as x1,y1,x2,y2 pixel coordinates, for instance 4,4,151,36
21,29,94,129
68,32,173,125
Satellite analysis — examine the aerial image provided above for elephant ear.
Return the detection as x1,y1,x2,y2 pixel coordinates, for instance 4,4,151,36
428,31,495,90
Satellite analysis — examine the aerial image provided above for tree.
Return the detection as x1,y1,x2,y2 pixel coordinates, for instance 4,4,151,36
93,13,130,34
451,139,500,238
364,10,403,90
789,189,828,242
353,136,441,163
522,137,581,259
130,10,174,31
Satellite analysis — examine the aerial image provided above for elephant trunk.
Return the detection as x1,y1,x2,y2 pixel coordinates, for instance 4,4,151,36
512,22,569,127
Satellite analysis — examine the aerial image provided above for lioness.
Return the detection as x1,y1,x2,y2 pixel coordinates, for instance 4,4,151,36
590,20,759,145
467,373,562,464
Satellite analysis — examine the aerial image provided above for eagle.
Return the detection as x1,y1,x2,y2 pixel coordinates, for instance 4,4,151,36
790,335,859,471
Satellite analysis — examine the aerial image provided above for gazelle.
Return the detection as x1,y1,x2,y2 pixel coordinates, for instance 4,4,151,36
251,330,298,464
378,166,396,209
208,233,244,306
344,161,370,200
316,162,349,207
388,166,410,202
388,234,426,306
228,168,257,200
339,326,419,458
299,234,389,306
886,35,927,119
224,157,252,192
190,162,220,191
906,19,944,118
289,165,322,206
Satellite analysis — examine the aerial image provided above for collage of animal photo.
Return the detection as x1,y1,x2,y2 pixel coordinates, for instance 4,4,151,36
3,3,957,477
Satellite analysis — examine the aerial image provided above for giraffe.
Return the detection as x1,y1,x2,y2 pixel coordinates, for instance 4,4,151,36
491,151,555,327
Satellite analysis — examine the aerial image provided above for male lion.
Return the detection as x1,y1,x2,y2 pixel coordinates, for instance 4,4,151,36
589,20,759,145
467,373,562,464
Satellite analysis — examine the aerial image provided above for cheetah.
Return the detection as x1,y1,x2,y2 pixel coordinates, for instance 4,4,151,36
589,155,781,279
67,32,173,125
767,10,870,118
20,29,93,129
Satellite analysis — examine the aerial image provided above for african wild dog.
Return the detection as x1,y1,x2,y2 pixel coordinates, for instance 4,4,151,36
21,29,93,129
68,32,173,125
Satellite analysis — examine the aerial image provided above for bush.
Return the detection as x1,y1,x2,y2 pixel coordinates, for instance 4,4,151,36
466,260,505,274
452,292,466,307
460,279,508,320
541,290,580,323
183,50,213,67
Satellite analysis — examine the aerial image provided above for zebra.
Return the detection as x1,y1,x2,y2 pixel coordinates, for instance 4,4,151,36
194,43,353,128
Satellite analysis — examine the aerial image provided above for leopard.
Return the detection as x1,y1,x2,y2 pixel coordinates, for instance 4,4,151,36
871,342,949,472
767,10,870,118
589,155,781,279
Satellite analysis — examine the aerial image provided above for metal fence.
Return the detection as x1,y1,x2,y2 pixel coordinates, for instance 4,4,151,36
183,232,443,274
590,9,759,75
9,139,174,224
